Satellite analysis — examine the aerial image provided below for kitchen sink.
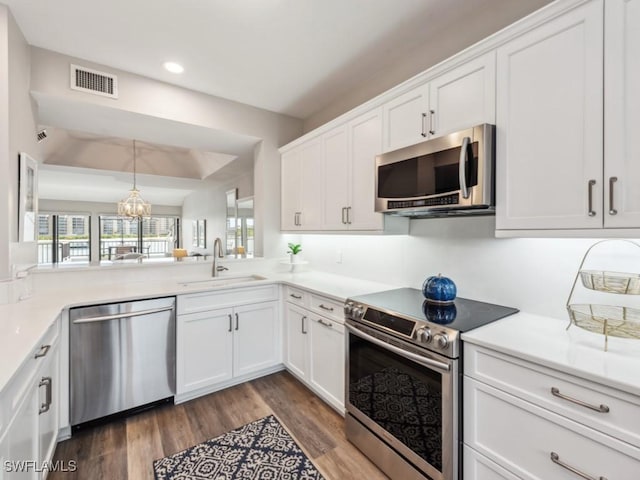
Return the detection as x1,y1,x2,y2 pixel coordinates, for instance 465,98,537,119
177,274,267,288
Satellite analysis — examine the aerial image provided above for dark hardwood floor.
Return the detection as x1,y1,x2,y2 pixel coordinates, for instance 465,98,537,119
50,371,389,479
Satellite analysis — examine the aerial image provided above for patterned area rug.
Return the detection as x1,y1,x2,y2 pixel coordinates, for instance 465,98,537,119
153,414,325,480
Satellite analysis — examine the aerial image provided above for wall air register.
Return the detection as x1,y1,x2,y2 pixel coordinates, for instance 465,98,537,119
70,64,119,99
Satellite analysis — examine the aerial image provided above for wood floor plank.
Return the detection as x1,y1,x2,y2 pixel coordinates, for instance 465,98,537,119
154,403,196,457
126,410,164,480
251,372,338,458
50,371,388,480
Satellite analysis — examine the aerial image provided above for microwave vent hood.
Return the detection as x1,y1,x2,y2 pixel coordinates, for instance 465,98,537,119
375,124,495,218
386,205,495,219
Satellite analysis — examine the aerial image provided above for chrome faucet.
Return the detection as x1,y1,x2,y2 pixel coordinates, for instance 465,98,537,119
212,237,228,277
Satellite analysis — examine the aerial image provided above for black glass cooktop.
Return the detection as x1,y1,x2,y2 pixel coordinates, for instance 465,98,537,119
349,287,518,332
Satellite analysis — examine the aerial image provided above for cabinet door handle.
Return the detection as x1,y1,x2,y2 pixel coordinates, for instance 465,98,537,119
317,318,333,328
550,452,607,480
346,206,352,224
319,304,334,312
39,377,52,414
587,180,597,217
341,207,347,224
421,112,428,137
228,314,233,332
550,387,610,413
235,313,239,331
34,344,51,359
301,316,308,334
290,293,302,300
609,177,618,215
428,109,435,135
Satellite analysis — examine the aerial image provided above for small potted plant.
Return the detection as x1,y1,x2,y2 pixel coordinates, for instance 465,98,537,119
287,243,302,264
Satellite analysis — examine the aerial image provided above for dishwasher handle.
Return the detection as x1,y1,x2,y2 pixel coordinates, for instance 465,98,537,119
72,305,174,324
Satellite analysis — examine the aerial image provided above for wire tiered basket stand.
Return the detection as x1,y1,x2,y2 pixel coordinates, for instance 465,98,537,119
566,239,640,351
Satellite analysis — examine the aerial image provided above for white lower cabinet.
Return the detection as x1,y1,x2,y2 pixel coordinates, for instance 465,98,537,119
464,344,640,479
177,307,234,393
283,287,346,413
308,316,345,411
284,303,308,380
0,320,60,480
176,297,280,400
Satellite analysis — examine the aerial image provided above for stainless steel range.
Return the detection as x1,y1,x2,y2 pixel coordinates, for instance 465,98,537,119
344,288,518,480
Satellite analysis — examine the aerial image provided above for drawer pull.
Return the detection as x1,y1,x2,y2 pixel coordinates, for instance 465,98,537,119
34,344,51,359
39,377,52,415
550,387,610,413
550,452,607,480
318,304,334,312
290,293,303,300
317,318,333,328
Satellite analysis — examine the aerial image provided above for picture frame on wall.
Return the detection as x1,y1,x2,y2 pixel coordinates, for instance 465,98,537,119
18,152,38,243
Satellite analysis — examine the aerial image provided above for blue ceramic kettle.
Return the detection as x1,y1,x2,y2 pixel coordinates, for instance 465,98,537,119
422,274,457,304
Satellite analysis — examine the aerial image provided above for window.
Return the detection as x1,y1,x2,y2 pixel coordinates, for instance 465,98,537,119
72,216,86,235
37,213,91,265
99,215,179,261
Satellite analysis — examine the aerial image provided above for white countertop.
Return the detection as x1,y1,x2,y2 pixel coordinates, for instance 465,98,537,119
462,312,640,397
0,269,396,393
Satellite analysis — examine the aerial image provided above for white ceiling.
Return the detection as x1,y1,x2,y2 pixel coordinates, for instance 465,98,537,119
5,0,550,119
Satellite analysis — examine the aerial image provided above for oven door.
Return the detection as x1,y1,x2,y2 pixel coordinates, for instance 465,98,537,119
345,320,458,480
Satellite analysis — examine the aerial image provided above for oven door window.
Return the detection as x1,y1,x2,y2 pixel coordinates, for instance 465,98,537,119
348,334,443,472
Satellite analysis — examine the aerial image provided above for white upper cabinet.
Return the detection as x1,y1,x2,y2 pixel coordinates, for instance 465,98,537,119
281,139,323,230
429,53,496,137
382,52,496,153
282,109,389,232
348,109,384,230
322,125,350,230
281,148,302,230
495,0,604,231
382,84,430,152
604,0,640,228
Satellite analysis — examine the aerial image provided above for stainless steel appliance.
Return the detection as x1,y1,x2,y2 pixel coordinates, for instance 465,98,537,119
70,296,176,428
344,288,518,480
375,124,495,217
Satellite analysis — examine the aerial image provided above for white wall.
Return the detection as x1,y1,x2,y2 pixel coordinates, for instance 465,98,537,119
286,216,629,321
28,47,303,261
182,171,253,255
0,6,41,288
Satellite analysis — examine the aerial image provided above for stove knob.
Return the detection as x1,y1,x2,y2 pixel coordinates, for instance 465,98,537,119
343,302,354,316
352,305,365,320
434,333,449,350
416,327,432,343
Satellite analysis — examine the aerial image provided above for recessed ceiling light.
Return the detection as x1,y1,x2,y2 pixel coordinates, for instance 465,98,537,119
163,62,184,74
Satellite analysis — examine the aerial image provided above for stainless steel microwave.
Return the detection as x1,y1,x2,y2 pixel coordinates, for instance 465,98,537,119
375,124,495,217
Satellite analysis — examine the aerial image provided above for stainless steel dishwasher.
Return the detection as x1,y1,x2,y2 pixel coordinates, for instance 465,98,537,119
70,296,176,427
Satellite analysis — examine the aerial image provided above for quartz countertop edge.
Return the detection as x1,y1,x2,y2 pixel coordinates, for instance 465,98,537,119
0,270,397,393
461,312,640,398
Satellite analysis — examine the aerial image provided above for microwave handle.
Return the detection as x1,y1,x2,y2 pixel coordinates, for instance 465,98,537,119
459,136,471,199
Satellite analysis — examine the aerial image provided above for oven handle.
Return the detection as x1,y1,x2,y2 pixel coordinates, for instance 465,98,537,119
346,323,451,372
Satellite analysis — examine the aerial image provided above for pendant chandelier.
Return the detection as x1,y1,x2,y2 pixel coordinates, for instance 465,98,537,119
117,140,151,218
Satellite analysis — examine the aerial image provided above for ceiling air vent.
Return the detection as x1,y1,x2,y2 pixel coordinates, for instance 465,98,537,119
70,64,118,99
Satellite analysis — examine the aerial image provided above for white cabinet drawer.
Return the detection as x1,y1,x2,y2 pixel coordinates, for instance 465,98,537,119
1,319,60,435
465,344,640,447
463,445,521,480
178,285,278,314
284,286,307,307
309,294,344,323
464,377,640,480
